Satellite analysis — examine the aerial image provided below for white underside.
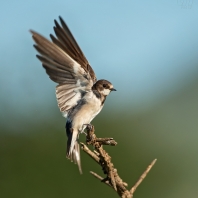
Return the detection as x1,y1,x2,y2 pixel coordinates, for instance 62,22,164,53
71,91,103,132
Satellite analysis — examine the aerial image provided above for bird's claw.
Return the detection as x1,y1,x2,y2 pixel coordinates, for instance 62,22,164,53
83,124,93,131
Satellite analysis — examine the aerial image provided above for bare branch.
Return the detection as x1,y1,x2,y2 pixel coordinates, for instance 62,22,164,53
80,142,100,164
90,171,113,188
130,159,157,194
81,125,156,197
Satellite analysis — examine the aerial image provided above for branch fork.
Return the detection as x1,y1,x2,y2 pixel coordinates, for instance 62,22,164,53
80,125,156,198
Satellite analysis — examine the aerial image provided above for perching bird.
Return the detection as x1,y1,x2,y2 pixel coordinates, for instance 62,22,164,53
30,16,116,173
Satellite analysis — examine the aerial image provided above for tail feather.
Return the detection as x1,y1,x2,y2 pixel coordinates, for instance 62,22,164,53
73,142,82,174
66,129,82,174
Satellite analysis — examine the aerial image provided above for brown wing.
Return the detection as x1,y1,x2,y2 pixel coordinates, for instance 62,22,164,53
30,18,96,117
50,16,97,83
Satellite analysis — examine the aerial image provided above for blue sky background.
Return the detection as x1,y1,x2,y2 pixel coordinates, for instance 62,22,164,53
1,0,198,120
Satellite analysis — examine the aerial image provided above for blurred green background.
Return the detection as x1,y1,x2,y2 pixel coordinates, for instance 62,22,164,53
1,1,198,198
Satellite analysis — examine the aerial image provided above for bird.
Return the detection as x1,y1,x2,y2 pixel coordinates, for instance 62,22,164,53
30,16,116,174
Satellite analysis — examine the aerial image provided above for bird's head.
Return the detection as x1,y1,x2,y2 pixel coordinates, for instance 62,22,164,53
93,79,116,96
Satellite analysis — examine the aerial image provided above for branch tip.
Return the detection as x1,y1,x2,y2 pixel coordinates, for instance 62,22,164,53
130,159,157,194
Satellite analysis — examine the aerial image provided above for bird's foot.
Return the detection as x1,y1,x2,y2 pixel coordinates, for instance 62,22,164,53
83,124,93,131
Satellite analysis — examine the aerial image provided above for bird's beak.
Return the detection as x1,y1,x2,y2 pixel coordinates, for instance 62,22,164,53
110,88,116,91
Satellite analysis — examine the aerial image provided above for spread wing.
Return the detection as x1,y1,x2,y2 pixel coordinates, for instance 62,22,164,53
31,16,97,117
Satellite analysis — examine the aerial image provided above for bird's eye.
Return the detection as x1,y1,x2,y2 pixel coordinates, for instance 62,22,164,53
103,84,107,88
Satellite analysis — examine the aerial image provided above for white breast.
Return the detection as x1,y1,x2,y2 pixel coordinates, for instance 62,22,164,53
84,91,103,121
71,91,103,132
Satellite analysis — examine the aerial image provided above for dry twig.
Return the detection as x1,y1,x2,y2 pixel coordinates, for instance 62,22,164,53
80,125,156,198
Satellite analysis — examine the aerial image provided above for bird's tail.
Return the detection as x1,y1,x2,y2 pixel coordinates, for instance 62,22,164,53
66,129,82,174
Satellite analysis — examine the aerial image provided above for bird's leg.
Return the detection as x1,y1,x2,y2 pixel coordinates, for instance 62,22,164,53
83,123,93,131
85,124,96,145
81,124,92,136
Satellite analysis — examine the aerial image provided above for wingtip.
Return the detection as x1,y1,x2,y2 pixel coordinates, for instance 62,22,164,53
59,16,67,27
30,30,40,40
49,33,55,41
36,54,41,59
30,29,39,35
59,16,63,21
29,29,34,35
54,19,61,29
